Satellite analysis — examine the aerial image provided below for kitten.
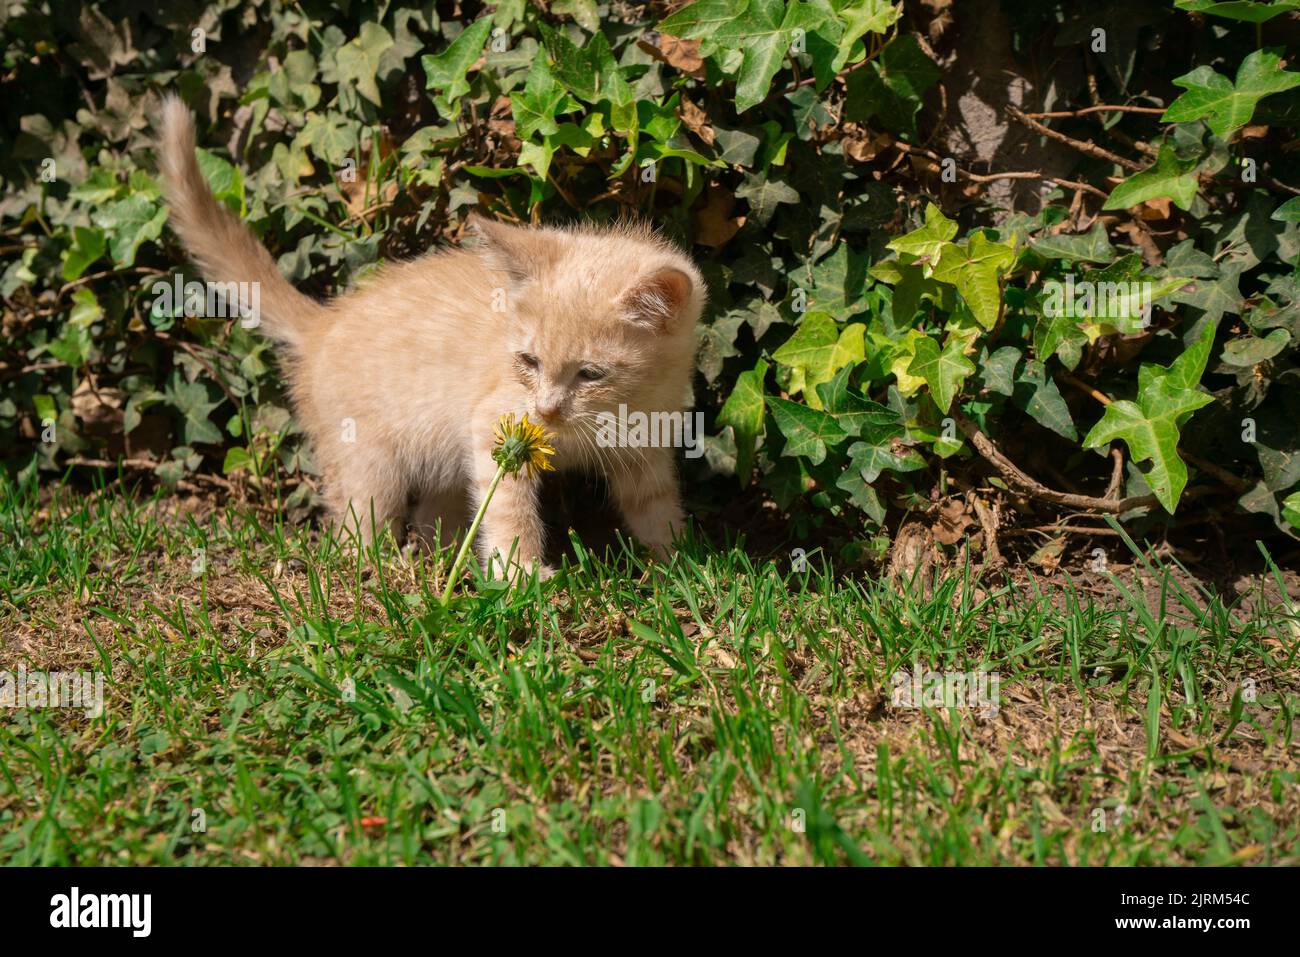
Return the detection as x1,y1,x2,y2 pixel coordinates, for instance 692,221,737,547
156,96,705,574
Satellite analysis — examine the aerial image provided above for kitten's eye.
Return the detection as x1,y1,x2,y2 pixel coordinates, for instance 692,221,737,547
517,352,540,371
577,366,607,382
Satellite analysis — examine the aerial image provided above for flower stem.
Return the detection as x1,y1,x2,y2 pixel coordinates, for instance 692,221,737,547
440,462,505,605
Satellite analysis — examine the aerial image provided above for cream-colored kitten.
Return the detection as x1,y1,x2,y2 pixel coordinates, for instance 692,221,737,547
157,97,705,572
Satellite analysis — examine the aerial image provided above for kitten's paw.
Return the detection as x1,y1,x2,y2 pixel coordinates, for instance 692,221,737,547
644,540,675,562
509,561,556,588
487,550,556,584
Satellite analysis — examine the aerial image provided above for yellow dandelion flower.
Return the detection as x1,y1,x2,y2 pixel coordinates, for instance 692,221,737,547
492,413,556,478
442,413,557,605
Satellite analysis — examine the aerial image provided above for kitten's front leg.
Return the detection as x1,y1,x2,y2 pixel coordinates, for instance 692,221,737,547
470,449,551,578
609,450,685,559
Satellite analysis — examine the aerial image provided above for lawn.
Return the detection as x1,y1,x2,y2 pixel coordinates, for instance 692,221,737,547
1,475,1297,866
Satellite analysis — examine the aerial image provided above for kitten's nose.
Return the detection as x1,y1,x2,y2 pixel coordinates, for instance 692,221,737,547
534,403,563,425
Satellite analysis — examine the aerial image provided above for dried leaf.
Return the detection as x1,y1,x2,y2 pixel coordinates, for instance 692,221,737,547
636,31,706,79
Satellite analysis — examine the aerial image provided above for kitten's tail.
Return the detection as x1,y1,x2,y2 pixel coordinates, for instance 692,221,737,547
156,95,319,347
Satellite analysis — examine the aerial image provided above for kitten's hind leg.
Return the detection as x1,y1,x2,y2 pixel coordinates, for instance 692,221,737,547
325,461,406,549
408,485,469,551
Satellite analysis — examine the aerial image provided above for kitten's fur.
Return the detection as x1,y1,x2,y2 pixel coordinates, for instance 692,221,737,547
157,96,705,572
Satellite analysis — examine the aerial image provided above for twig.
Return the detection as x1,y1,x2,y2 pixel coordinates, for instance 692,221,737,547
761,36,889,106
1045,177,1110,200
953,411,1162,513
1002,525,1125,538
58,266,166,302
1006,106,1144,173
1262,175,1300,196
0,359,67,380
1057,370,1113,407
971,496,1004,568
547,171,582,211
175,340,240,410
64,455,235,492
1107,127,1160,159
1106,447,1125,501
1022,105,1166,118
890,142,1110,199
344,199,395,225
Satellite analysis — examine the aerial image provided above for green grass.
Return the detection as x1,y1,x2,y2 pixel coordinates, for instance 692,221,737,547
1,474,1298,865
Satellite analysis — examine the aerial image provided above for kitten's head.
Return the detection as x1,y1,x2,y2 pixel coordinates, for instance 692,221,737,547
469,215,705,436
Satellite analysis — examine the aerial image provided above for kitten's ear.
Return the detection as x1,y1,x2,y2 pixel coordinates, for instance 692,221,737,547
619,267,697,333
467,213,546,285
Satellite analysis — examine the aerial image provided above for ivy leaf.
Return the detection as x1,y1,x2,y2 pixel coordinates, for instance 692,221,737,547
166,371,224,446
1103,142,1200,211
92,193,168,267
61,225,107,281
843,34,939,135
552,0,601,32
46,323,93,367
1221,328,1289,366
886,202,957,264
1247,381,1300,495
123,389,165,436
1272,196,1300,222
540,24,630,108
845,435,926,484
800,243,872,318
421,18,493,115
1283,490,1300,531
978,345,1021,397
1012,359,1077,441
894,263,937,327
195,149,245,215
829,0,901,73
268,48,322,112
931,232,1016,330
1175,0,1300,22
807,0,901,88
1033,307,1088,370
1082,323,1218,512
815,362,901,437
657,0,739,37
661,0,831,113
1163,49,1300,137
772,312,866,407
68,287,103,329
886,328,928,395
717,359,769,484
768,395,849,465
511,56,569,140
334,23,395,107
697,310,745,384
835,466,887,522
725,2,831,113
906,335,976,413
735,172,800,226
1170,261,1245,324
1048,254,1195,337
1030,222,1116,263
69,167,124,205
296,112,360,166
